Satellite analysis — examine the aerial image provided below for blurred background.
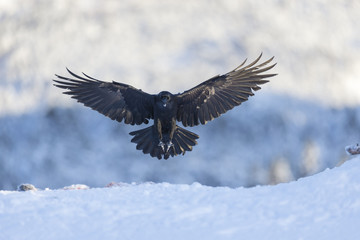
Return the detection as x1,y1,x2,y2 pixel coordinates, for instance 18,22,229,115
1,0,360,190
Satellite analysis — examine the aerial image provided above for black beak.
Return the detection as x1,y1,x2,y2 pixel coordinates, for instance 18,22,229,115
161,96,169,107
162,98,167,107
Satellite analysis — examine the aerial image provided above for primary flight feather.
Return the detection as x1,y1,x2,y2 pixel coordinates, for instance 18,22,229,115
53,54,276,159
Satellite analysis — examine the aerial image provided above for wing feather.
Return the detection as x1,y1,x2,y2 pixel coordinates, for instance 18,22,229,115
53,69,154,125
175,54,276,126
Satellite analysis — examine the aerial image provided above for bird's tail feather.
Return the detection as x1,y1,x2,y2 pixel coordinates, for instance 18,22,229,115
172,126,199,156
129,126,162,159
129,125,199,160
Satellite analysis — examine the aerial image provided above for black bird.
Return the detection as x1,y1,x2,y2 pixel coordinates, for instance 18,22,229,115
53,54,276,160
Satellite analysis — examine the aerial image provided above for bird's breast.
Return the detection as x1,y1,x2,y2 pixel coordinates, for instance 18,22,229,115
154,106,177,131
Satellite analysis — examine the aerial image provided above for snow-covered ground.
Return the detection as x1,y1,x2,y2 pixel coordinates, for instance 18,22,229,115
1,0,360,190
1,157,360,240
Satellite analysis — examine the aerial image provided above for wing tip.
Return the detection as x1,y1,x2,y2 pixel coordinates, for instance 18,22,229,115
65,67,72,74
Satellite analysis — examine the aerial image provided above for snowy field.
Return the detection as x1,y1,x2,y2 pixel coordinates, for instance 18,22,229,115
1,0,360,190
1,157,360,240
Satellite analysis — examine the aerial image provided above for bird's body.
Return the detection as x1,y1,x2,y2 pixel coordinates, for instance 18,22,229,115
54,54,276,159
153,91,178,154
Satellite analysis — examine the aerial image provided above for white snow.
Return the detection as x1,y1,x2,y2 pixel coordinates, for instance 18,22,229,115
1,157,360,240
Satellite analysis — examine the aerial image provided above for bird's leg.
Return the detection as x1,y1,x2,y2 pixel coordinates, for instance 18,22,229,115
156,119,165,151
164,118,176,152
156,119,163,139
156,118,176,153
169,118,176,139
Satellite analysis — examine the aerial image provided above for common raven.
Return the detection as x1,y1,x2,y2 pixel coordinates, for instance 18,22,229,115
53,54,276,159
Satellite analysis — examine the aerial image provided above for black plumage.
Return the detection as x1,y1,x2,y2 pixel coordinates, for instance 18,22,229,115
53,54,276,159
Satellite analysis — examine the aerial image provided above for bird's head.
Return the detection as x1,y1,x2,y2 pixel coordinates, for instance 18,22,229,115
157,91,173,108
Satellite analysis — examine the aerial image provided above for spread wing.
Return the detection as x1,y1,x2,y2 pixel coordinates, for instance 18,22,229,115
175,54,276,127
53,69,154,125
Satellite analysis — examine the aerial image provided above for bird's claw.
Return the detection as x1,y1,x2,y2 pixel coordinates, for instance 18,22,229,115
158,141,173,153
158,141,165,152
166,141,173,152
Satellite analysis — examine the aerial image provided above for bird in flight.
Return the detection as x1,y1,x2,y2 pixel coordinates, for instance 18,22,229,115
53,54,276,160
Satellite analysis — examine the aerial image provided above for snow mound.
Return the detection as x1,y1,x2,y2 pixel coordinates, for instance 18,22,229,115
1,157,359,240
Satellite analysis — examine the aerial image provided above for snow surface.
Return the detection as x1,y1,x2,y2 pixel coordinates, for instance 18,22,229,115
1,157,360,240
